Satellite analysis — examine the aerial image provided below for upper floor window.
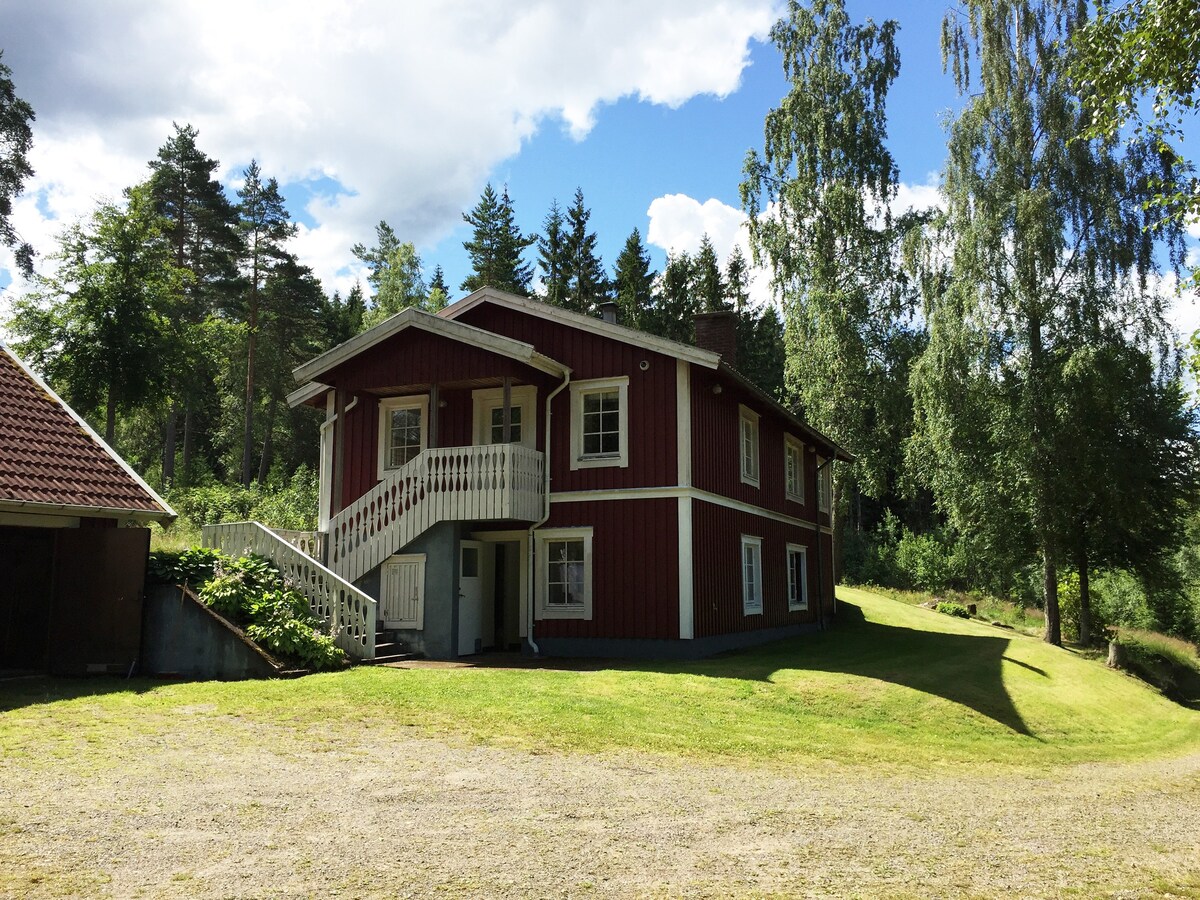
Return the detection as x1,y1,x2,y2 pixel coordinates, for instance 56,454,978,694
739,405,760,487
818,459,831,513
785,435,805,503
472,385,536,449
378,395,428,479
570,377,629,469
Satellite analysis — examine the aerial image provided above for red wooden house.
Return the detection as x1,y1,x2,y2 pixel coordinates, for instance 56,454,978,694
207,287,849,660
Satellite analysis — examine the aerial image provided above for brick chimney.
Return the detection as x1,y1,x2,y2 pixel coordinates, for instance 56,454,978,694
693,310,738,367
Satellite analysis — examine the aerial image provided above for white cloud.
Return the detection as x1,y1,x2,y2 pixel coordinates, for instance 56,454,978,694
891,175,943,216
645,193,774,307
0,0,778,293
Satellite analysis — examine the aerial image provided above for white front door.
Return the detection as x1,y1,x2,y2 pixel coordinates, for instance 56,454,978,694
458,540,484,655
381,554,425,629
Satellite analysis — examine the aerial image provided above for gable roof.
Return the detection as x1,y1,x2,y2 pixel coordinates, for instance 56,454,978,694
292,305,570,388
441,287,724,369
441,288,853,462
0,343,175,522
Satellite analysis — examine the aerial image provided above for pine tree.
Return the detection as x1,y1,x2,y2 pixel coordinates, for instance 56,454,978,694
612,228,655,330
235,160,296,487
725,245,751,312
537,199,570,308
563,187,608,314
146,123,240,485
460,183,536,296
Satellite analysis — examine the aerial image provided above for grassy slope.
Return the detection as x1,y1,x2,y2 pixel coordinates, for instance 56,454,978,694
2,587,1198,772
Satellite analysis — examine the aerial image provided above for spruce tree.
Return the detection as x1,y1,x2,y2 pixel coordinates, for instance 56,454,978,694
460,183,535,296
427,264,451,311
537,199,570,308
650,251,696,343
693,234,727,312
563,187,608,314
612,228,655,330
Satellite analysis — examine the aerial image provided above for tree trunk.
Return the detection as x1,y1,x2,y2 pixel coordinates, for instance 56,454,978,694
257,401,275,484
241,278,258,488
162,404,178,486
1077,545,1092,647
105,382,117,446
1043,544,1061,645
182,404,195,487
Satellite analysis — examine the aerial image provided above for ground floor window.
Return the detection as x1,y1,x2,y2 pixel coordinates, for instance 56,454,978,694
741,535,763,615
535,527,593,620
787,543,808,611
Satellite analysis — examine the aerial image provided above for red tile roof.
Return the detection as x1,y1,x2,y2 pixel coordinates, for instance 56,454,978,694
0,344,173,519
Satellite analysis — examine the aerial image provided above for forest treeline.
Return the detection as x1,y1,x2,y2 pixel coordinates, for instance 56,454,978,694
2,0,1200,648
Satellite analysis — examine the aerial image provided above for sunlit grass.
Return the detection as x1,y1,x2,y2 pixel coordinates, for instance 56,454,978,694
2,587,1198,773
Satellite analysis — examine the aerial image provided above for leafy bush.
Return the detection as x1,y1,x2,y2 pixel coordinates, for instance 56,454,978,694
164,466,318,532
935,601,971,619
842,512,903,586
147,546,224,586
154,547,345,672
896,528,963,593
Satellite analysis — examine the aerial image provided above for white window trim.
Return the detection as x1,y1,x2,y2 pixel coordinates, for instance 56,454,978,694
535,526,594,620
377,394,429,481
471,384,537,449
739,405,760,488
784,434,805,504
741,534,763,616
818,457,831,513
570,376,629,470
787,543,808,612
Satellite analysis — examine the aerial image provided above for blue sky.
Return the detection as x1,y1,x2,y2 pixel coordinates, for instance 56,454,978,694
0,0,1195,332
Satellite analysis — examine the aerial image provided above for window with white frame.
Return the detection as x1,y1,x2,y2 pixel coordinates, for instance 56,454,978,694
785,435,805,503
787,543,808,611
570,377,629,469
818,460,831,513
472,385,536,448
536,527,593,619
741,535,763,615
378,395,429,479
739,405,760,487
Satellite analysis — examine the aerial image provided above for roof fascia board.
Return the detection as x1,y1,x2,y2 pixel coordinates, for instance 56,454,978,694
286,381,329,409
0,497,173,524
442,288,722,370
1,342,177,521
292,307,568,385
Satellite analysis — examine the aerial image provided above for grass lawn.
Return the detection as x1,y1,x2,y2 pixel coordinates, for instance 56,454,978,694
3,586,1198,773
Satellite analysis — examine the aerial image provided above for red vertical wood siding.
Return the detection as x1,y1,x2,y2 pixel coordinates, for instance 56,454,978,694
691,498,832,638
537,499,679,640
457,305,679,491
690,366,831,530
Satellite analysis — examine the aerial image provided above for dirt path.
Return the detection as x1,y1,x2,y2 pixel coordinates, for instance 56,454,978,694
1,708,1199,899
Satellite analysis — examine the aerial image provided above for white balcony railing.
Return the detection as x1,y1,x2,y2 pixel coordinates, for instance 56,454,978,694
328,444,544,585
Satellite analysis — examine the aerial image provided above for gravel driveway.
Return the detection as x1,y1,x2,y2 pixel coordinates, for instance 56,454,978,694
2,705,1199,899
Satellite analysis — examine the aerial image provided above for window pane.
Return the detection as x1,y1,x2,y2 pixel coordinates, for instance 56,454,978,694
387,406,423,468
462,546,478,578
581,388,620,458
546,539,584,607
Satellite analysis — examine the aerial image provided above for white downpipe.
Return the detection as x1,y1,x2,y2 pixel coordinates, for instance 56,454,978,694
527,370,571,655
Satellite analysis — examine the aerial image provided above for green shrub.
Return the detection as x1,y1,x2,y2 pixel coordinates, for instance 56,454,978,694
147,546,224,586
896,529,963,593
935,601,971,619
163,466,319,532
153,548,345,672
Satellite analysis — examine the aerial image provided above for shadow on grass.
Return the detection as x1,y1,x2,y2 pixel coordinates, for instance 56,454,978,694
0,675,164,714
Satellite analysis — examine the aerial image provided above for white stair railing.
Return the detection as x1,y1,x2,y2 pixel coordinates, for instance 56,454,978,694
328,443,544,585
202,521,376,660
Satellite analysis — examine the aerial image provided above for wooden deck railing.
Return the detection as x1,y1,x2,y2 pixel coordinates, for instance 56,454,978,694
202,521,376,660
328,444,544,585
